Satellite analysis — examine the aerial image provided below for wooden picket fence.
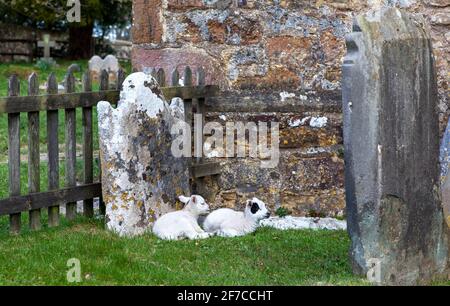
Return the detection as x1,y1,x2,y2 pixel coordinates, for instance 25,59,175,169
0,66,219,234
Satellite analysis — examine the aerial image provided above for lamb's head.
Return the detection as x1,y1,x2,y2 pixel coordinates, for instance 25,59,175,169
179,195,210,216
245,198,271,222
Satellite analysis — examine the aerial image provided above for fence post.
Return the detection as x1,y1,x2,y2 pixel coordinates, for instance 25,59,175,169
8,75,21,234
82,72,94,218
65,71,77,221
28,73,41,230
157,68,166,87
47,73,60,227
117,69,126,91
183,67,195,190
171,68,179,87
196,67,206,166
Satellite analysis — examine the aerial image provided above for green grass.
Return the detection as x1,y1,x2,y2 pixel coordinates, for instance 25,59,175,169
0,59,132,160
0,215,368,286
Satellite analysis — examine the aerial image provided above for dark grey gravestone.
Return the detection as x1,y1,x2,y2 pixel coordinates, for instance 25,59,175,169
343,8,448,285
68,63,81,74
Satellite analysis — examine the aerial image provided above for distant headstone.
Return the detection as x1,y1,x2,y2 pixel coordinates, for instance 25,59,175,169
37,34,56,61
68,63,81,74
89,55,120,81
103,55,120,73
97,72,190,237
343,8,448,285
88,56,103,75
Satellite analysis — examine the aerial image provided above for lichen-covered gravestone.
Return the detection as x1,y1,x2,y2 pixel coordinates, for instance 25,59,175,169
343,8,448,285
98,72,190,237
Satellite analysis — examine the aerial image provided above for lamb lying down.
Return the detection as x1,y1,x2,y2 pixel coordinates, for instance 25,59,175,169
153,195,211,240
203,198,271,237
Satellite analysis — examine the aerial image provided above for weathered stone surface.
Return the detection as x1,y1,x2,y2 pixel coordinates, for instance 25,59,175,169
132,0,163,44
98,72,190,237
431,12,450,25
199,147,345,218
442,174,450,228
424,0,450,7
132,0,449,111
132,0,449,218
343,8,448,284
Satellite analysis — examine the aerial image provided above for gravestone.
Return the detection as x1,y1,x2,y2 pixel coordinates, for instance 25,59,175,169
88,55,103,73
103,55,120,74
37,34,56,61
89,55,120,81
343,7,448,285
97,72,190,237
68,63,81,74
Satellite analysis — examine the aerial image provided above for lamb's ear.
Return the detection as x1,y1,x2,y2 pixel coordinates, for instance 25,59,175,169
191,195,197,204
246,200,252,206
179,196,190,204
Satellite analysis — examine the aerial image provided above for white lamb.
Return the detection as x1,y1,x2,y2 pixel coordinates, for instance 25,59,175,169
203,198,271,237
153,195,211,240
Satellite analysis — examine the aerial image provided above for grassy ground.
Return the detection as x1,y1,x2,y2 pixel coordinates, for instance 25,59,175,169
0,215,368,286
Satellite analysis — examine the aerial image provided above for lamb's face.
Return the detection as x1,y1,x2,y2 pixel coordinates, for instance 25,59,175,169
245,198,271,221
180,195,210,216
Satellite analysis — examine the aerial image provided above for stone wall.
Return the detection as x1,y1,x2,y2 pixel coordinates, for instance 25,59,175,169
132,0,450,217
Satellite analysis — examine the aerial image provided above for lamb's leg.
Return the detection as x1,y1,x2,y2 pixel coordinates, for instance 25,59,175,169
185,230,210,240
194,224,205,233
192,220,211,238
217,229,241,238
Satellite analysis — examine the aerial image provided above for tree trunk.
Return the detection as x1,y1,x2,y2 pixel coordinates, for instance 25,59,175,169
68,24,94,59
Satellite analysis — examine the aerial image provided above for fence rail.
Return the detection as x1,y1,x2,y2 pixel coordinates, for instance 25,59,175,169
0,66,219,234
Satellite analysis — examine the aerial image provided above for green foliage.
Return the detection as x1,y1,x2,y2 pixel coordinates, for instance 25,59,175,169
0,0,132,30
275,207,292,218
35,58,56,71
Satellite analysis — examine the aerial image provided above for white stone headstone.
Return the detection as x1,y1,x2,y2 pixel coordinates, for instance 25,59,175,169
88,55,104,74
103,55,120,73
97,72,190,237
